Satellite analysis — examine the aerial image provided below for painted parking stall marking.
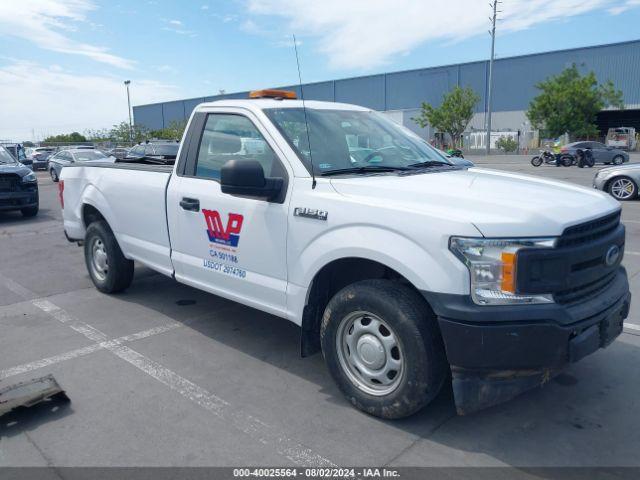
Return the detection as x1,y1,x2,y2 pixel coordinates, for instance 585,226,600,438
1,273,335,468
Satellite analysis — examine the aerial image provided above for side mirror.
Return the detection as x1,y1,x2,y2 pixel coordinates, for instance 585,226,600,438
221,160,283,201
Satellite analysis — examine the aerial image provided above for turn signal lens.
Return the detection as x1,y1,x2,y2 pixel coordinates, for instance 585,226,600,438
500,252,516,293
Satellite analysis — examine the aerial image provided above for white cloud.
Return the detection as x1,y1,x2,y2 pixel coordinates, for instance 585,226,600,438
0,0,134,69
246,0,625,69
201,4,209,10
0,61,179,141
162,18,196,36
609,0,640,14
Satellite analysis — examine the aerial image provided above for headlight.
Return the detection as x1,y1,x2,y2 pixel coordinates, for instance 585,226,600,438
449,237,556,305
22,172,37,183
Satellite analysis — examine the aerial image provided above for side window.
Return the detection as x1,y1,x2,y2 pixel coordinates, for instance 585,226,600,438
144,145,155,156
195,114,277,180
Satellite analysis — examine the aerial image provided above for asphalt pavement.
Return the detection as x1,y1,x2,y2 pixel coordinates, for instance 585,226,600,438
0,158,639,468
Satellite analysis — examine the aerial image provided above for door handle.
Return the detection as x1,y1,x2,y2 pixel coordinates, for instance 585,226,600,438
180,197,200,212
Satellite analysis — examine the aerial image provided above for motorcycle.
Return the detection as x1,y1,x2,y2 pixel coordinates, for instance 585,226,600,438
446,148,464,158
531,150,572,167
575,148,595,168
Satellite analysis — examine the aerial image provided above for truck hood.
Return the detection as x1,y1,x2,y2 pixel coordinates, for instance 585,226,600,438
329,167,620,237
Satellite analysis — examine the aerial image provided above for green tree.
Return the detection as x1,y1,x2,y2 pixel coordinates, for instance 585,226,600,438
413,86,479,147
149,120,187,140
43,131,87,143
109,121,148,144
527,65,624,139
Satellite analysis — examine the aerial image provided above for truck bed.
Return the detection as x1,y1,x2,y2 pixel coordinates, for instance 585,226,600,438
61,162,175,277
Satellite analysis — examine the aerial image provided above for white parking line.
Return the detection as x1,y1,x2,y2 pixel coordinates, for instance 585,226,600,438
627,251,640,256
625,323,640,332
2,275,335,467
0,323,181,380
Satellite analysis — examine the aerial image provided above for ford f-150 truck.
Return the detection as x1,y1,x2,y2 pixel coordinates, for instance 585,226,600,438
60,90,631,418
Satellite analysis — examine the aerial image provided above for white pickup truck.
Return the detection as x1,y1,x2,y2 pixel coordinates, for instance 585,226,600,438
60,90,631,418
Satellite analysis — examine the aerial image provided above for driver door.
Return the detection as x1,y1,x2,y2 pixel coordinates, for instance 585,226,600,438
168,110,291,317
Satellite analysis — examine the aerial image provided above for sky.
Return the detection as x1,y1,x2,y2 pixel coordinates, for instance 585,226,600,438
1,0,640,141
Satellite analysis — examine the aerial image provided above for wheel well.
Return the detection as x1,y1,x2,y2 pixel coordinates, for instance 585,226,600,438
300,257,424,357
82,204,106,229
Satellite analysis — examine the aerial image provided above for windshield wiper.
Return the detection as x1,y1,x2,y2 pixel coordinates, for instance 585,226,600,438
407,160,453,168
320,165,410,176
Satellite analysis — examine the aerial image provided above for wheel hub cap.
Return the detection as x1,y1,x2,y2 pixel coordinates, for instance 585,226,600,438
336,311,404,396
91,238,108,281
357,334,386,369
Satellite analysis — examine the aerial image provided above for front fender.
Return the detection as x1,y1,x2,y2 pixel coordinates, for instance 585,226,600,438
286,224,469,322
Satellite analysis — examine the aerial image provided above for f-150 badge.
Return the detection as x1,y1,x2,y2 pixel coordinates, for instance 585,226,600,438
294,207,328,221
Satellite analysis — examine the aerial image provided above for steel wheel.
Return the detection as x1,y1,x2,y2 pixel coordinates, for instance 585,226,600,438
609,177,637,200
336,311,404,396
90,237,109,282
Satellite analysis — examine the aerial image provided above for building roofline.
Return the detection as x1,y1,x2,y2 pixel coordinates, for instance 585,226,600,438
133,38,640,109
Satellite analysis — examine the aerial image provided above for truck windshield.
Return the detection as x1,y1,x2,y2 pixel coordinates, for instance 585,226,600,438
264,108,450,175
0,147,16,164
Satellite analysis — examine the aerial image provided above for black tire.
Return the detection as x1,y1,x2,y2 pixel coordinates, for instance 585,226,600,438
84,220,134,293
21,205,39,217
607,176,638,201
50,169,59,182
562,155,573,167
320,279,447,419
612,155,625,166
531,156,543,167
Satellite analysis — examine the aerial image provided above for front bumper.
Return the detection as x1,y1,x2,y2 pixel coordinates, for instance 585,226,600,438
422,267,631,414
0,188,39,211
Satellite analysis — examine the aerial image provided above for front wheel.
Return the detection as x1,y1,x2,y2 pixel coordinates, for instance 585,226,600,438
320,280,447,419
84,221,134,293
50,169,59,182
608,176,638,201
531,156,543,167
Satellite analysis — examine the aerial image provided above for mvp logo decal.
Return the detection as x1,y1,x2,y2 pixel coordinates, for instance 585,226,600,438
203,209,244,248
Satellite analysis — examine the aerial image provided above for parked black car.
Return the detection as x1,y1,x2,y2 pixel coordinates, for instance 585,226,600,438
123,141,179,164
0,146,38,217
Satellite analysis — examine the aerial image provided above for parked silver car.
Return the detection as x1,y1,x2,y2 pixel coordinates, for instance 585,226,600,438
593,163,640,200
48,149,114,182
562,141,629,165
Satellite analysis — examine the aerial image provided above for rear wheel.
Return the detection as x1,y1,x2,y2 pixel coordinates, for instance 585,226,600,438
531,156,543,167
320,279,447,419
84,221,134,293
612,155,625,166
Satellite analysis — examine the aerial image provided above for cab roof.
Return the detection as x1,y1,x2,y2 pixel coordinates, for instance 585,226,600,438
195,98,370,113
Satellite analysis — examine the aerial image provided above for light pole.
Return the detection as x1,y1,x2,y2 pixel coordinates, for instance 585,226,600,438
486,1,500,155
124,80,132,144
